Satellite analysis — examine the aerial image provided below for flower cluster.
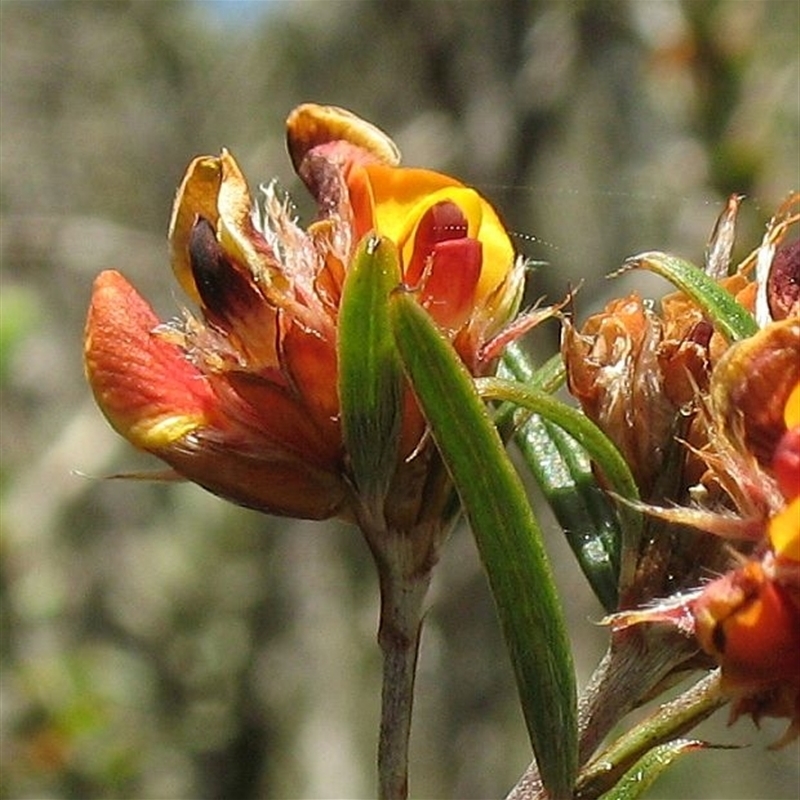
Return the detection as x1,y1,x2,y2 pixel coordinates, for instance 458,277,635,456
564,194,800,743
84,104,523,522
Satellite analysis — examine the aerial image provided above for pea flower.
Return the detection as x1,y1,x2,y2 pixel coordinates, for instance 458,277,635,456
84,104,523,521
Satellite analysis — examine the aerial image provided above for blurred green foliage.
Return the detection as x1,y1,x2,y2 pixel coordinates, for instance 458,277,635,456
1,1,797,798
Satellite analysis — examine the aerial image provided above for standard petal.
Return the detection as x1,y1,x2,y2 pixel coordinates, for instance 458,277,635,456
286,103,401,178
168,155,223,304
354,165,514,303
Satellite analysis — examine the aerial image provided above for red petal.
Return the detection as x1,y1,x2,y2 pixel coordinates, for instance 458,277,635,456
419,238,482,331
404,200,469,286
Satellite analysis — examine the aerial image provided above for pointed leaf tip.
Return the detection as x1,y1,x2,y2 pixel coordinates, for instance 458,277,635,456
339,234,404,508
389,292,578,798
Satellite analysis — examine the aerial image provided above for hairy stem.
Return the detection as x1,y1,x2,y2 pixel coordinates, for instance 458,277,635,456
375,560,431,800
355,496,441,800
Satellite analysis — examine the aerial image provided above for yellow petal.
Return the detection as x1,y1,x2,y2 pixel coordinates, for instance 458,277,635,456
359,165,514,301
769,498,800,563
785,382,800,430
168,155,223,303
286,103,401,175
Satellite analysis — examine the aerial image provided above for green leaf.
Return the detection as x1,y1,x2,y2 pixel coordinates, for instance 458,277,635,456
597,739,709,800
517,416,621,611
475,377,642,548
389,292,577,799
501,342,566,392
577,670,726,799
338,234,404,506
622,251,758,342
498,348,621,611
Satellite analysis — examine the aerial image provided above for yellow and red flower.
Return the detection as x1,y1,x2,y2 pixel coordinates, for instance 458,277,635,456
608,320,800,745
580,186,800,745
84,104,523,521
700,337,800,741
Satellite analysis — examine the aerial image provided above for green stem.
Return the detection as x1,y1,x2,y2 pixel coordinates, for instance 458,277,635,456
575,669,725,799
506,627,698,800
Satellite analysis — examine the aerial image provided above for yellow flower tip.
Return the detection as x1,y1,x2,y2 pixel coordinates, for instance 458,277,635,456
347,163,515,329
711,319,800,466
286,103,401,176
127,413,206,451
84,270,214,451
769,498,800,563
785,381,800,430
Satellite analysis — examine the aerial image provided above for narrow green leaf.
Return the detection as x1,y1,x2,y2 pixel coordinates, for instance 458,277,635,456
623,251,758,342
597,739,708,800
389,292,577,799
339,234,404,504
475,377,642,547
516,416,621,611
498,348,621,610
577,670,726,799
501,342,566,392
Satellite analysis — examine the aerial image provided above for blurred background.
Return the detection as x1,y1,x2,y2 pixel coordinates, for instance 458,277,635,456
1,1,798,798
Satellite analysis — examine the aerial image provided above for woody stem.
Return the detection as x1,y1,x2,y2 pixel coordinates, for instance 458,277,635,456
375,552,431,800
355,501,437,800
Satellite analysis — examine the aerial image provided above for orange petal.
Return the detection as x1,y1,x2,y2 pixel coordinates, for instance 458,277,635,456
162,431,346,520
344,162,377,244
84,271,215,450
700,563,800,687
280,320,341,451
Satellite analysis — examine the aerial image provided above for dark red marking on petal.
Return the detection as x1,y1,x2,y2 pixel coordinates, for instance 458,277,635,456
769,238,800,321
405,201,468,286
